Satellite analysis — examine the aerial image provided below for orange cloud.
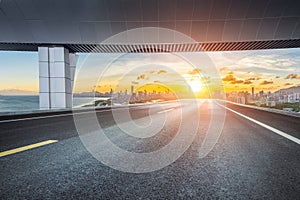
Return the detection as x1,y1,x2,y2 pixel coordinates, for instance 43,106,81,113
219,67,227,72
137,74,146,80
285,73,300,79
222,74,244,84
260,80,273,85
222,74,236,82
201,76,211,83
231,80,244,84
188,68,201,75
157,70,167,74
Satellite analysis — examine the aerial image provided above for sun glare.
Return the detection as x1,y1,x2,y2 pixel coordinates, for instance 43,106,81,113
188,79,202,92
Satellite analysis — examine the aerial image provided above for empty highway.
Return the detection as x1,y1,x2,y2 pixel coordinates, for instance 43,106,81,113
0,100,299,199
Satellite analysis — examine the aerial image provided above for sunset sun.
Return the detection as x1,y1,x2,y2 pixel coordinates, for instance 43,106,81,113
188,79,202,93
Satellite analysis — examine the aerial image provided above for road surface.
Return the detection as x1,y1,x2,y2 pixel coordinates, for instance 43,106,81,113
0,99,299,199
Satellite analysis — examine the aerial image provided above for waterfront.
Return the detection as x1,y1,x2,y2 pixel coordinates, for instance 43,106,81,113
0,96,104,113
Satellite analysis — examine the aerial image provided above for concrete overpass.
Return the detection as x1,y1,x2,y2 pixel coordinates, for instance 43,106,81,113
0,0,300,109
1,2,300,198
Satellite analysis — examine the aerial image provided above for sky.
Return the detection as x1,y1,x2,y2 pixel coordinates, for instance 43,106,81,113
0,48,299,96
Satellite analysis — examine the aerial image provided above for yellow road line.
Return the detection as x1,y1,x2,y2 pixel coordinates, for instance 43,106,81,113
0,140,58,157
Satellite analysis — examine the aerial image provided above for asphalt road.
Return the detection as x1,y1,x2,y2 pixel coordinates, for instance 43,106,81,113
0,99,299,199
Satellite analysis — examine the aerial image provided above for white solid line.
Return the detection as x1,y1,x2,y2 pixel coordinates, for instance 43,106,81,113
217,103,300,145
0,140,58,157
157,108,175,114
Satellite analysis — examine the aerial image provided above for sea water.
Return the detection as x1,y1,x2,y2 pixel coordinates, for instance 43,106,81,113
0,95,104,113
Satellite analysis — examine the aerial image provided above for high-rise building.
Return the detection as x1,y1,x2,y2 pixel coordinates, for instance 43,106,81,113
259,90,264,97
131,85,134,94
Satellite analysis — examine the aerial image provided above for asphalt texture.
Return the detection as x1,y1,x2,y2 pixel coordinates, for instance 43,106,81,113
0,99,299,199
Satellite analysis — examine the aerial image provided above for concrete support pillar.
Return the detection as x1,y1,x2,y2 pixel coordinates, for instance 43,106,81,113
69,53,78,90
38,46,75,109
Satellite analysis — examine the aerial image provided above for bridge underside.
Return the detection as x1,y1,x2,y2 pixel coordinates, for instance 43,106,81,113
1,0,300,53
1,39,300,53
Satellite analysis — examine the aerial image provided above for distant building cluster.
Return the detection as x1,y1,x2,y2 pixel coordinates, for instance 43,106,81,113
222,86,300,111
112,86,177,104
127,89,176,104
74,89,114,98
74,85,177,105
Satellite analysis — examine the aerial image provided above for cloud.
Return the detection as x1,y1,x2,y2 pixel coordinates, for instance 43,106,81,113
246,77,256,81
255,77,261,80
188,68,202,75
260,80,273,85
231,80,244,84
219,67,227,72
227,71,234,75
201,76,211,83
137,74,146,80
149,70,156,74
244,80,252,84
284,83,293,86
285,73,300,79
154,80,161,83
157,70,167,74
234,54,299,72
131,81,139,85
222,74,244,84
275,76,280,78
222,74,236,82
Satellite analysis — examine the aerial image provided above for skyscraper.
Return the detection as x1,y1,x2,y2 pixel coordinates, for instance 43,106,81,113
131,85,134,94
